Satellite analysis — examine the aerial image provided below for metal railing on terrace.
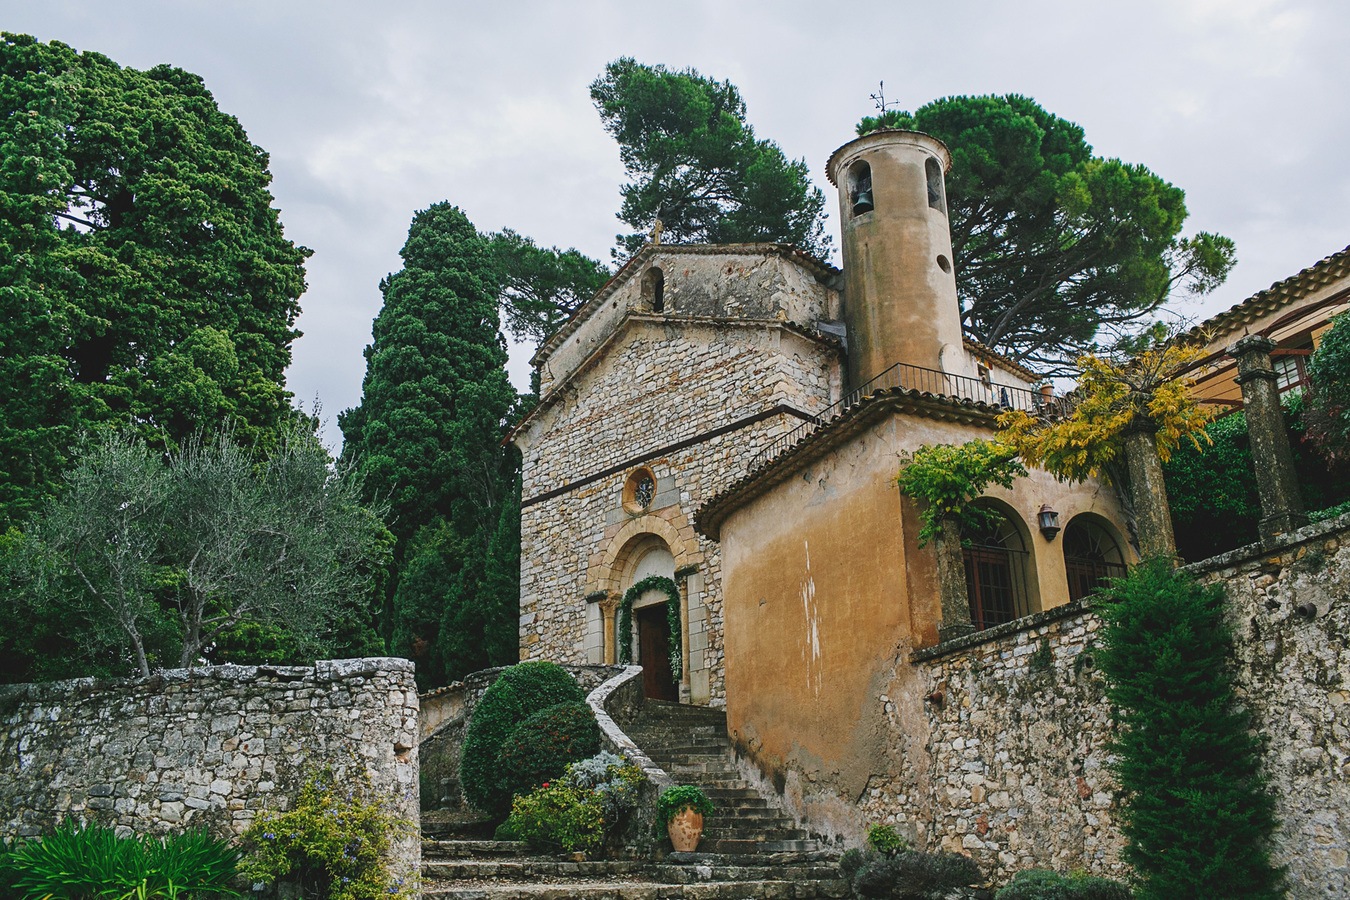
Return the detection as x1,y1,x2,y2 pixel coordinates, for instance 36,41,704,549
751,361,1052,471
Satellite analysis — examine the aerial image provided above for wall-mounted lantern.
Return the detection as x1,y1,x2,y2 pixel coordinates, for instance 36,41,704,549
1037,504,1061,541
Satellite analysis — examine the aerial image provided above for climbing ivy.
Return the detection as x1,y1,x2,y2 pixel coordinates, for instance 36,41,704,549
617,575,682,681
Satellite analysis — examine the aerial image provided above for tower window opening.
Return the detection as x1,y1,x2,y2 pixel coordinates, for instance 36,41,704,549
642,266,665,313
848,160,874,217
926,156,946,213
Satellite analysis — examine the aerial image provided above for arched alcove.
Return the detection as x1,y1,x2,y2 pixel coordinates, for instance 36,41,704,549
848,160,874,216
1062,514,1127,602
925,156,946,213
641,266,665,313
963,500,1039,629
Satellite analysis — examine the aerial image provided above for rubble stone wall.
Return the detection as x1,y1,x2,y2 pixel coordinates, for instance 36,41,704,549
0,658,420,878
857,516,1350,896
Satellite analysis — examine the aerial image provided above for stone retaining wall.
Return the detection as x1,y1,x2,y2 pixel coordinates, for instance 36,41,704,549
860,516,1349,895
0,657,420,879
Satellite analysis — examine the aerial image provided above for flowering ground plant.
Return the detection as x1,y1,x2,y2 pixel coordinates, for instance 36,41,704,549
239,767,413,900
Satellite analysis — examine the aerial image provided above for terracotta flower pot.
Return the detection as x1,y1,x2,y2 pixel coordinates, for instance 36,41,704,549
667,807,704,852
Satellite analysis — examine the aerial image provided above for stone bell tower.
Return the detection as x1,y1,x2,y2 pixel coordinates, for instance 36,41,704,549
827,129,965,391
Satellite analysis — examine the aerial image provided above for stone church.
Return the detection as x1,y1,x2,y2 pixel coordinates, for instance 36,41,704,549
510,128,1134,821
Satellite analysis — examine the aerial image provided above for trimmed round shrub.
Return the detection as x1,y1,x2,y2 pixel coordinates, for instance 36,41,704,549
497,701,601,801
460,661,587,817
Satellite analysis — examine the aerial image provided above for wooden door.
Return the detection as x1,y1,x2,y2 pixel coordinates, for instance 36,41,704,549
635,603,679,701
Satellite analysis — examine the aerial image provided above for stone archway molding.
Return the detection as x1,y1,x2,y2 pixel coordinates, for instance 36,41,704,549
588,513,702,597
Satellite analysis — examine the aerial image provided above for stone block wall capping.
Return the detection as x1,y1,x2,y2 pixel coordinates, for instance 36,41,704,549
1227,334,1309,542
911,597,1094,663
1181,508,1350,577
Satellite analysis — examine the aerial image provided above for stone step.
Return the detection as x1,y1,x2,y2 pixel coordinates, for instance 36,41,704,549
422,858,843,883
421,878,847,899
699,838,823,855
423,840,530,858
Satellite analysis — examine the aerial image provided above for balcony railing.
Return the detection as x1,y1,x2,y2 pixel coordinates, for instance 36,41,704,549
752,361,1051,471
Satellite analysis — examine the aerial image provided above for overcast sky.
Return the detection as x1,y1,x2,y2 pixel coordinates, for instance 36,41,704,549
4,1,1347,449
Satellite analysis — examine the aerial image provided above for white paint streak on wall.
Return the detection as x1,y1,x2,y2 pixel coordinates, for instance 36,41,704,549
800,540,822,698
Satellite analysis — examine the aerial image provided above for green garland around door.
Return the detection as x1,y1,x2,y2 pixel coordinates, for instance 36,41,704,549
618,575,683,681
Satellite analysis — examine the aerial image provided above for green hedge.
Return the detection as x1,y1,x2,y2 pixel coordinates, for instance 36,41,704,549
498,701,601,801
460,661,588,818
995,869,1132,899
1164,400,1350,560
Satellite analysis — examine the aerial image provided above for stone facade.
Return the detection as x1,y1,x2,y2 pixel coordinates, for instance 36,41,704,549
796,516,1350,896
0,658,420,879
513,245,842,706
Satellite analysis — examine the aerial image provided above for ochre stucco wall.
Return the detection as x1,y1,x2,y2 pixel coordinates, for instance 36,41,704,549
717,409,1131,838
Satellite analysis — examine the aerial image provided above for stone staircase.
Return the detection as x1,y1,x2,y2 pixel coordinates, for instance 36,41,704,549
419,700,844,898
623,701,823,855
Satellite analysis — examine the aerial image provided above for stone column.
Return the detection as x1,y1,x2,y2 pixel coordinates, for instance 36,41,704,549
935,514,975,642
599,594,619,664
1122,421,1178,562
1229,335,1308,542
676,572,692,704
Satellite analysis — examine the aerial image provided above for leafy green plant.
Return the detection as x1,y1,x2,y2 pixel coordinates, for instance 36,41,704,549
497,701,601,801
617,575,683,680
502,752,645,855
239,768,413,900
896,440,1027,545
656,785,714,826
4,820,240,900
996,868,1133,899
460,661,587,817
1096,561,1284,899
864,824,910,856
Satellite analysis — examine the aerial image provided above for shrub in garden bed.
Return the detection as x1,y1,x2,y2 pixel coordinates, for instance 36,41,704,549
497,700,602,802
502,751,645,855
240,767,413,900
839,825,982,899
995,869,1132,899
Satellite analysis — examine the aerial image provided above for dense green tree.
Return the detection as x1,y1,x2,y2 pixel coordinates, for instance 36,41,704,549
1097,562,1283,899
2,429,389,680
340,203,519,688
859,96,1234,371
1305,311,1350,467
487,229,609,344
1164,397,1350,559
592,57,830,260
0,34,310,528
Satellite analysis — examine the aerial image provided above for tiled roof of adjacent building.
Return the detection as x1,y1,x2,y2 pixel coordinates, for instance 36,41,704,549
1190,243,1350,342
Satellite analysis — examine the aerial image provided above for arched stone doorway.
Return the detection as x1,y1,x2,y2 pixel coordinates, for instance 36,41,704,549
1063,514,1127,601
963,500,1039,630
623,538,679,701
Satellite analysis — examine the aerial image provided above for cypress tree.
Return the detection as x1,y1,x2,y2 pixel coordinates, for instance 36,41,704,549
1097,561,1284,899
340,204,519,687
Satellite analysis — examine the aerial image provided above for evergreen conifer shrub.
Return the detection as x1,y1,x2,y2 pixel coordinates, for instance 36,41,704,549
1096,561,1283,899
